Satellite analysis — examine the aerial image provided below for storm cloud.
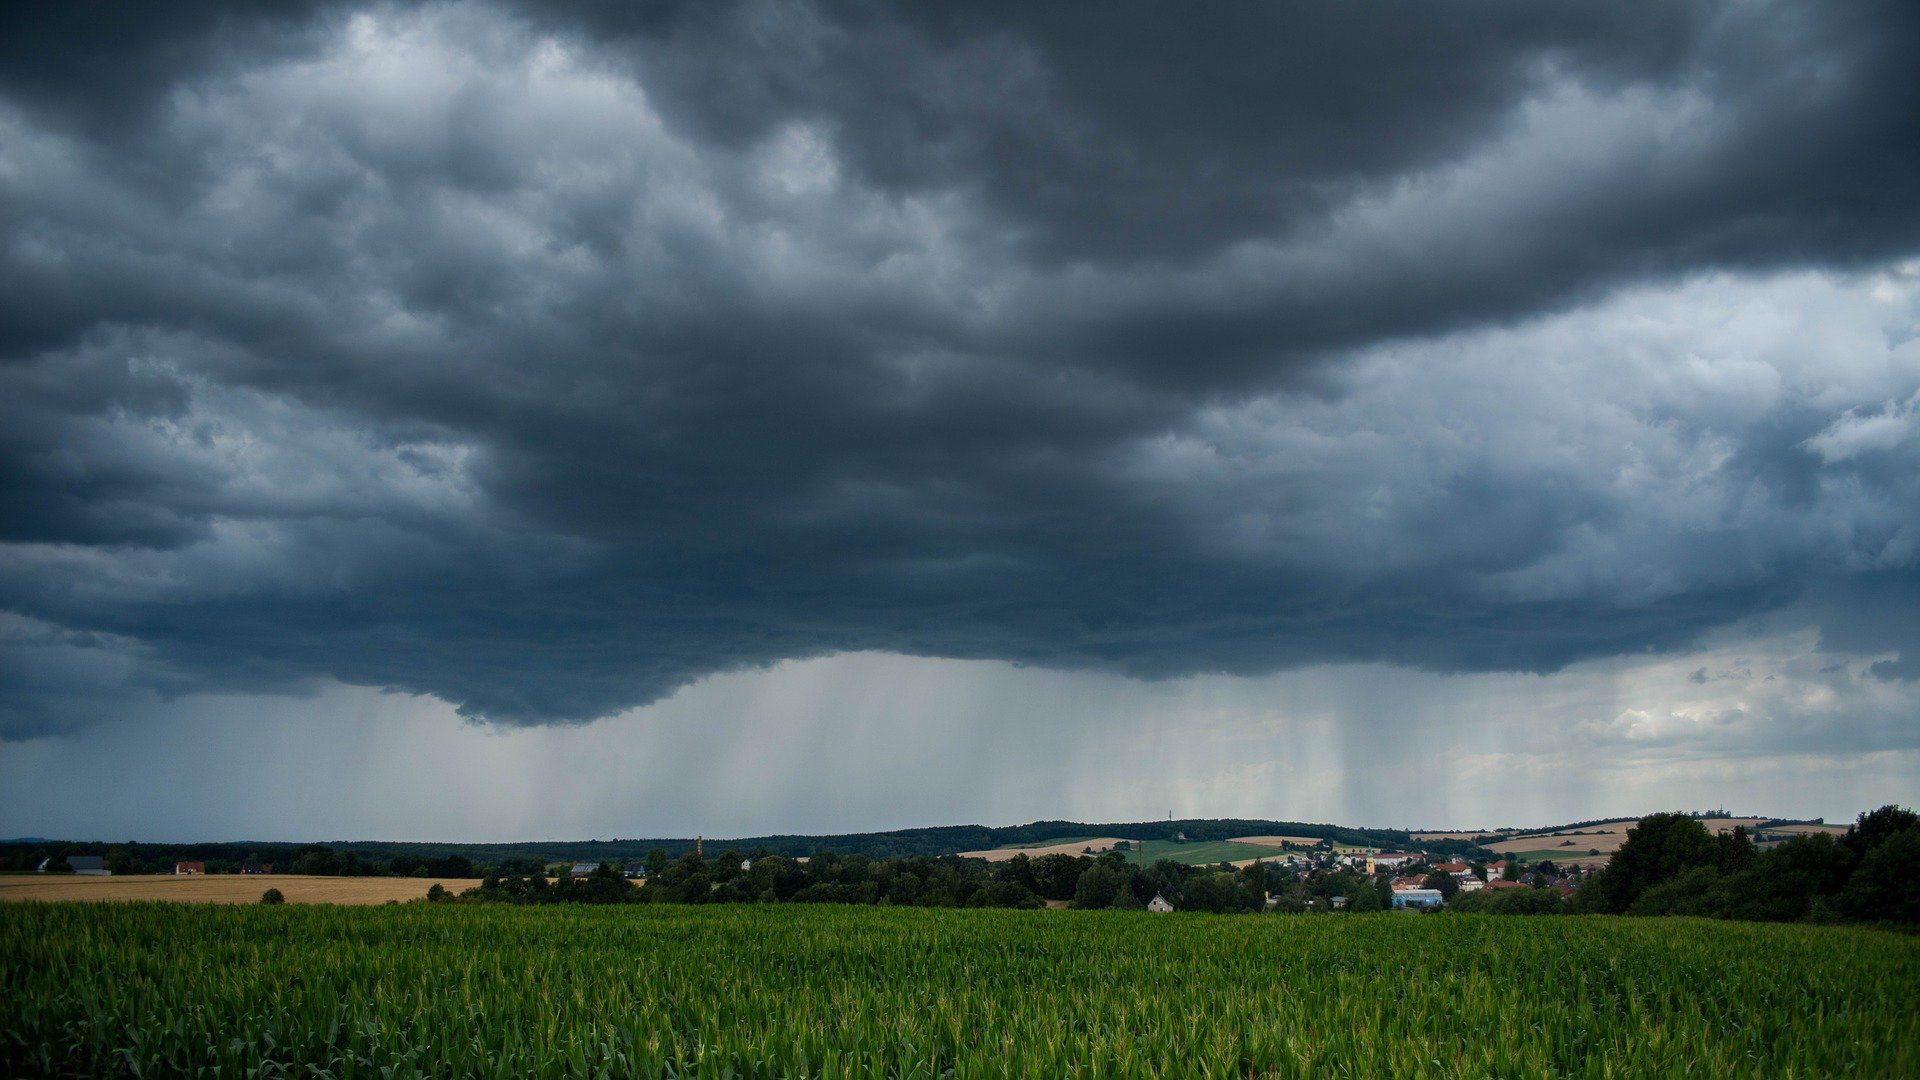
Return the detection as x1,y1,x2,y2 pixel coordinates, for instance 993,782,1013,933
3,0,1918,738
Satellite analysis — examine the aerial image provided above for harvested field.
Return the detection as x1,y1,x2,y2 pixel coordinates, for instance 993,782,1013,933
0,874,480,905
1411,831,1496,841
1483,817,1770,856
957,838,1126,861
1765,823,1849,836
1226,835,1322,848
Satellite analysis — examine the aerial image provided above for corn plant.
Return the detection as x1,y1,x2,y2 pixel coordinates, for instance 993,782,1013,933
2,903,1915,1077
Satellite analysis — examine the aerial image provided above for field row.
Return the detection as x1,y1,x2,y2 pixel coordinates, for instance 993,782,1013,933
4,903,1915,1077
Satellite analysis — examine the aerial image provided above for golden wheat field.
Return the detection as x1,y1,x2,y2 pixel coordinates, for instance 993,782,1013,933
0,873,480,905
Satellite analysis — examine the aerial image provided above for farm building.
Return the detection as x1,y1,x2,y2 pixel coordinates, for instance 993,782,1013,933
1392,889,1445,910
568,862,599,876
174,861,206,875
1147,894,1174,913
37,855,110,876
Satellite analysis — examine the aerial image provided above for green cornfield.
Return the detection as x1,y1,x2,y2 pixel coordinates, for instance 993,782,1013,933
3,904,1915,1078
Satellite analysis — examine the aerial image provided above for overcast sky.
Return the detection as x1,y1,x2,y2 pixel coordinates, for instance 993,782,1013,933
3,1,1918,841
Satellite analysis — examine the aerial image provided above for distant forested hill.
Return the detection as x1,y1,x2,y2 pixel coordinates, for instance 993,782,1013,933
3,817,1483,875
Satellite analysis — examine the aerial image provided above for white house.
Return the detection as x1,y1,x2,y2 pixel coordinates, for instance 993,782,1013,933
1392,889,1445,910
1147,894,1174,913
1456,877,1485,892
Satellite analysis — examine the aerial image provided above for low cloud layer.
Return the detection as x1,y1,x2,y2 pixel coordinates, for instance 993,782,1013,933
5,636,1915,842
3,1,1919,742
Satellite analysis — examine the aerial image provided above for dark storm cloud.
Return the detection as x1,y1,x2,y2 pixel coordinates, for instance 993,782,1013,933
1,0,1917,734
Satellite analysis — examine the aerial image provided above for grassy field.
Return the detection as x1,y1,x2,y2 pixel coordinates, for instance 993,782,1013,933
1503,848,1611,866
957,837,1128,861
0,873,481,905
960,837,1299,865
1127,838,1299,865
4,904,1914,1077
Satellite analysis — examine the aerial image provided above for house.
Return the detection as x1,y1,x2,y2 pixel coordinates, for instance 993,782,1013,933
1390,876,1426,892
1487,860,1511,876
1456,877,1485,892
174,861,206,876
1147,894,1174,913
1392,889,1445,910
1329,896,1350,909
1367,853,1417,872
1484,879,1525,891
1432,861,1471,875
623,864,648,879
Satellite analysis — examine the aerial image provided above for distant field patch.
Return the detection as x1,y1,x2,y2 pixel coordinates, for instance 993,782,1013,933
957,838,1126,862
961,837,1301,866
0,874,479,905
1765,823,1849,836
1484,818,1768,857
1127,840,1296,866
1505,849,1609,866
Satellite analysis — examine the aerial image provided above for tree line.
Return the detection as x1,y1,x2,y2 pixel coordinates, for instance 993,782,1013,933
0,818,1478,875
1566,805,1919,922
458,849,1478,915
456,849,1313,913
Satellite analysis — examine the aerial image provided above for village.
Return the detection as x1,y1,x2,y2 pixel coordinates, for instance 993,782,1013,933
15,830,1597,915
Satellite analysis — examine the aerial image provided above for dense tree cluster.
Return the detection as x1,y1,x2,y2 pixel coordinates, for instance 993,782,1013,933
456,850,1354,913
1448,886,1570,915
1570,806,1920,923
